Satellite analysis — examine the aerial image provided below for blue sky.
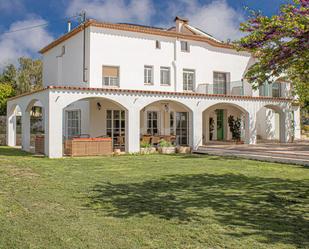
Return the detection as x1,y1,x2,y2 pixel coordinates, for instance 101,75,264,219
0,0,290,68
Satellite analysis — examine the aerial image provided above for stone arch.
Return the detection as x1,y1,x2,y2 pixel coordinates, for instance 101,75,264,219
139,99,193,147
202,102,250,144
62,96,129,155
257,104,286,143
7,104,23,147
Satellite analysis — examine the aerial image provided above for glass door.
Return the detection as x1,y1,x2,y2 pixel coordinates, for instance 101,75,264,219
216,109,224,140
106,110,125,148
176,112,188,145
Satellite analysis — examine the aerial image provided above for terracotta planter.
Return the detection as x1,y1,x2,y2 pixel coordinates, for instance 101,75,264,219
140,147,156,154
114,149,122,155
176,146,192,154
158,147,176,154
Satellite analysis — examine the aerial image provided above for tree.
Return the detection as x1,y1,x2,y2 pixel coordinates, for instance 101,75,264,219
0,57,43,115
236,0,309,104
0,64,17,89
16,57,43,94
0,84,15,115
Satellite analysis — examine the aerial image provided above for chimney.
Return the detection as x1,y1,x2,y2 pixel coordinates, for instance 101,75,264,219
174,16,189,33
67,20,72,33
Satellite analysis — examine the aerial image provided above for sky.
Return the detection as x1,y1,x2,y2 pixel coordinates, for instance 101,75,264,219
0,0,290,69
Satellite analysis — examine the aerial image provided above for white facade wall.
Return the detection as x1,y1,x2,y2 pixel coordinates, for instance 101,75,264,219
89,27,176,91
257,107,280,140
43,26,251,93
43,29,90,87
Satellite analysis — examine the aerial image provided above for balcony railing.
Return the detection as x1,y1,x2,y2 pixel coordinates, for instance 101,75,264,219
195,81,252,96
258,82,291,98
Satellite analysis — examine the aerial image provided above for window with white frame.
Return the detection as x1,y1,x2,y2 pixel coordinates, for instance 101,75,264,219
213,72,228,94
147,111,159,135
144,66,153,84
65,110,81,138
272,82,281,97
102,66,119,87
160,67,171,85
183,69,195,91
181,41,189,52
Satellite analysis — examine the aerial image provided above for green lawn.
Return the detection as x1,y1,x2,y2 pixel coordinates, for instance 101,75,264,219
0,147,308,249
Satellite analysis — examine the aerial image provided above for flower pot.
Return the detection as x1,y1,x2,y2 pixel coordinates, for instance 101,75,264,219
158,147,176,154
114,149,122,155
140,147,156,154
176,146,192,154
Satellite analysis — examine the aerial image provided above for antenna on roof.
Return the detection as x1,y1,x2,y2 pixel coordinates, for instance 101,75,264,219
67,20,72,32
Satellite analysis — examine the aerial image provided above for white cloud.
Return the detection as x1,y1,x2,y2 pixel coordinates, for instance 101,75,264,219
66,0,154,24
164,0,244,41
0,18,54,68
0,0,24,12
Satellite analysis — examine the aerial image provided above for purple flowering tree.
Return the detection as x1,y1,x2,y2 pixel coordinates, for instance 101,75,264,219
236,0,309,105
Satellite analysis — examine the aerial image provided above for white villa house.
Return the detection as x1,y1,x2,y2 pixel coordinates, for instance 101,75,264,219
7,17,301,158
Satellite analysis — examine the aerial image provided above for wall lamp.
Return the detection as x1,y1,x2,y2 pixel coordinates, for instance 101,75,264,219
97,102,102,110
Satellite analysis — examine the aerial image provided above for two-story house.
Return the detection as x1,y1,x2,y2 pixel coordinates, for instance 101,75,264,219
7,17,301,158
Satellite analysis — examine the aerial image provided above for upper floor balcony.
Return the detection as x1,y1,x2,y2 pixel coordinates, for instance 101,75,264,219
195,81,291,98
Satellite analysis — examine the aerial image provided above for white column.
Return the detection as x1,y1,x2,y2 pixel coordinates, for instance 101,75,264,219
7,112,16,147
21,110,31,151
45,99,63,158
126,108,140,153
192,109,203,149
293,106,301,140
245,111,257,144
281,109,291,143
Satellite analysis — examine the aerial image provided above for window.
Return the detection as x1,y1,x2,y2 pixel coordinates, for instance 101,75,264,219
181,41,189,52
272,82,281,97
65,110,81,138
183,69,195,91
259,82,281,97
213,72,227,94
156,40,161,49
106,110,126,148
102,66,119,87
160,67,171,85
147,111,159,135
144,66,153,84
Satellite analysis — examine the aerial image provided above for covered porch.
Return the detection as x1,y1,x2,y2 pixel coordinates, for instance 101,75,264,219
6,86,298,158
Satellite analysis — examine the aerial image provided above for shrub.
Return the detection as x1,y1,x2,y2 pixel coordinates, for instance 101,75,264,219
303,125,309,132
140,141,151,148
159,139,173,147
228,115,242,141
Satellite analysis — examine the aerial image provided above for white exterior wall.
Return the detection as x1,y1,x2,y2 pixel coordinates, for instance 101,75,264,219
43,26,251,93
88,27,251,92
176,41,250,91
43,28,90,87
89,27,176,91
257,107,279,140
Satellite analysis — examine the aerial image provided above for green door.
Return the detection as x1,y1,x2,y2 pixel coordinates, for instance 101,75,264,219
216,109,224,140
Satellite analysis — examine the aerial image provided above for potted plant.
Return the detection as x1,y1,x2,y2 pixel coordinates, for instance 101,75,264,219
158,139,176,154
209,117,215,141
228,115,243,144
176,145,192,154
140,141,156,154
